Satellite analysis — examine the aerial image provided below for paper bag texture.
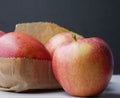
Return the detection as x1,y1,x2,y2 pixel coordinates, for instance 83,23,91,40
15,22,71,44
0,58,61,92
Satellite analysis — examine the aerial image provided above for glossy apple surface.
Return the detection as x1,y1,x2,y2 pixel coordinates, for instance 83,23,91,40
45,32,84,56
52,37,114,96
0,32,51,60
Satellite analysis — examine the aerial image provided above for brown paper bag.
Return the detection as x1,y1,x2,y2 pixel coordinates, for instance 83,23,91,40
0,58,61,92
15,22,84,45
15,22,70,44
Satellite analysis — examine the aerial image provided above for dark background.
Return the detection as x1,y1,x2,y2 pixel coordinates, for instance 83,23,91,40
0,0,119,74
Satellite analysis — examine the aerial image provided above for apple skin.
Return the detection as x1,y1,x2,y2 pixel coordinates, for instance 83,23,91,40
45,32,84,56
52,37,114,96
0,32,51,60
0,30,5,37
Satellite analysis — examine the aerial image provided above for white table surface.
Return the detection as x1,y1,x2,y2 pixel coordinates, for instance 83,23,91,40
0,75,119,98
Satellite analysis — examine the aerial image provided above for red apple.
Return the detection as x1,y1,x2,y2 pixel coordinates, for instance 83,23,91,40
45,32,84,56
52,36,114,96
0,32,62,92
0,30,5,37
0,32,51,60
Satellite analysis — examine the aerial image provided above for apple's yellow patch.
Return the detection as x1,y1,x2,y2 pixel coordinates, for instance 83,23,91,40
79,44,92,55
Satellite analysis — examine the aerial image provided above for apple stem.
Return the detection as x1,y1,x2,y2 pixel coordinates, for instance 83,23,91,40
72,34,77,41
